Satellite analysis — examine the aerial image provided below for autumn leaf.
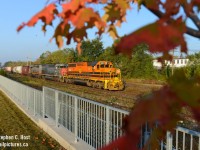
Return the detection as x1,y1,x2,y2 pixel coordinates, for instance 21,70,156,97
17,4,58,32
108,25,119,39
100,134,140,150
70,8,105,29
116,18,187,55
17,1,200,149
66,27,88,44
59,0,98,18
102,4,122,23
142,0,160,10
114,0,130,14
51,22,71,48
193,0,200,10
163,0,181,16
77,42,82,55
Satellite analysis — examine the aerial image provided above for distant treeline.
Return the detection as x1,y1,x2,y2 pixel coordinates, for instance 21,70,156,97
3,38,200,80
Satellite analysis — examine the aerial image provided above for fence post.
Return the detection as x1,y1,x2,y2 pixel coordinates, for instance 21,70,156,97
26,87,29,110
166,131,173,150
33,90,36,116
74,96,78,143
106,106,110,144
55,90,59,127
42,87,45,118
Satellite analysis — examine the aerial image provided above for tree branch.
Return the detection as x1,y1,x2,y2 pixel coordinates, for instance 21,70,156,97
186,27,200,38
181,4,200,31
188,12,200,30
143,5,200,38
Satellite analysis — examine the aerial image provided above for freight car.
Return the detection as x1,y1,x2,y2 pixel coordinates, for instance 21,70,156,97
12,66,30,75
22,66,29,75
29,64,68,81
4,61,125,91
4,66,12,72
29,65,39,77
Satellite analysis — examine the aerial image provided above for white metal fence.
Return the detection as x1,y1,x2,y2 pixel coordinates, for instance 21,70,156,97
0,76,43,116
0,76,128,149
0,75,200,149
43,86,129,148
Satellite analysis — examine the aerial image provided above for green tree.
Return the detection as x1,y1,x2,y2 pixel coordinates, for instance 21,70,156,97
35,48,77,64
185,52,200,79
78,38,104,62
63,48,77,63
17,0,200,149
129,44,157,79
4,61,27,67
45,50,67,64
99,44,159,79
39,51,51,64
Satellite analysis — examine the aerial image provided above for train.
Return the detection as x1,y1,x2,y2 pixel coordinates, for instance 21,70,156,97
4,61,125,91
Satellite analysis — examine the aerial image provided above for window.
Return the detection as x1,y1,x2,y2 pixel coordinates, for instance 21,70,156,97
68,64,76,67
181,60,183,64
185,60,187,64
97,65,99,70
100,64,104,68
105,64,109,68
177,60,179,64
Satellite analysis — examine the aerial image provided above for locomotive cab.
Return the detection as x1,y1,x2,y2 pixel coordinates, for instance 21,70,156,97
94,61,121,79
93,61,124,90
64,60,125,90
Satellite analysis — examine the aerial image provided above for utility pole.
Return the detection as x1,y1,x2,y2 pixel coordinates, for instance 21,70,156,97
171,49,174,76
26,57,32,66
26,57,29,66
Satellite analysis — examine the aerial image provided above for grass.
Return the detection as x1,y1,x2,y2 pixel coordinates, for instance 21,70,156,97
0,91,65,150
6,73,162,110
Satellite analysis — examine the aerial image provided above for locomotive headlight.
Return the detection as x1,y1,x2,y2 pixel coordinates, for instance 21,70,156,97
116,69,120,74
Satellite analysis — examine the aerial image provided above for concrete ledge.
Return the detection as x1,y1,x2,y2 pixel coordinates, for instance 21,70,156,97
0,88,94,150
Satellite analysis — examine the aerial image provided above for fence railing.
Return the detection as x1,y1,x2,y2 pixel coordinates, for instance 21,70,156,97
0,75,200,149
43,86,129,148
0,76,129,149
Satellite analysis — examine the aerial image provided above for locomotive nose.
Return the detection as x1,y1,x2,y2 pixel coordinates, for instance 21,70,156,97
116,69,120,74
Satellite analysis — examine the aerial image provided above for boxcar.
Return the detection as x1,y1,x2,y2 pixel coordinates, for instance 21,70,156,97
29,65,40,77
22,66,29,75
4,67,12,72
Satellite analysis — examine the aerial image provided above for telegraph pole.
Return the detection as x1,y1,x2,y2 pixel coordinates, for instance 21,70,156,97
171,49,174,76
26,57,29,66
26,57,32,66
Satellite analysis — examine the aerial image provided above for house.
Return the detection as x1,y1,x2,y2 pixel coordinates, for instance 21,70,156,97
153,58,189,69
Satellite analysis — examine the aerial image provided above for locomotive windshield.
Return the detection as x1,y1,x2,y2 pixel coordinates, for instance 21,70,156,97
98,61,113,68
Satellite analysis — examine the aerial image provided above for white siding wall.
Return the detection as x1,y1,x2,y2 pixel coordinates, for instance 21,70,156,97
153,58,189,69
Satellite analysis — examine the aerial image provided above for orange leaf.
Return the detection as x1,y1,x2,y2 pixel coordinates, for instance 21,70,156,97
103,4,121,23
59,0,98,18
114,0,131,14
116,18,187,55
77,42,82,55
108,25,119,39
17,4,57,32
52,22,70,48
71,8,105,29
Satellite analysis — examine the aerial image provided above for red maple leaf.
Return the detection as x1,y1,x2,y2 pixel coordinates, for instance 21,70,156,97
116,18,187,55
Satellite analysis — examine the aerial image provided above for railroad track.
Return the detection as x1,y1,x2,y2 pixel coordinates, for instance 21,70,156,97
6,73,161,110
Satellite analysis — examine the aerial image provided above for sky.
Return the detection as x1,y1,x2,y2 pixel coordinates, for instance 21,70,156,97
0,0,200,65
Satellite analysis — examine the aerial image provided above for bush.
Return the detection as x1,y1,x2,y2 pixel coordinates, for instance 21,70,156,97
0,69,6,76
